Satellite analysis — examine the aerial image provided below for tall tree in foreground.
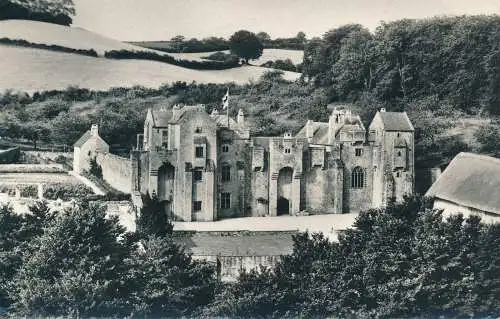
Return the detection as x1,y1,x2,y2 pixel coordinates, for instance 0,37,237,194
229,30,264,64
9,204,131,317
126,236,216,317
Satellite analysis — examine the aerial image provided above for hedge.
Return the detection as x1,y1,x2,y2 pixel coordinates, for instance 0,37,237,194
43,183,94,201
104,49,240,70
0,38,98,57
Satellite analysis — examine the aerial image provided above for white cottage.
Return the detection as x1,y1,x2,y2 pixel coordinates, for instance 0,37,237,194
73,124,109,174
426,152,500,224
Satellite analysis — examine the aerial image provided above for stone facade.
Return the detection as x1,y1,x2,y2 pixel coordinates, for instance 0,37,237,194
130,105,415,221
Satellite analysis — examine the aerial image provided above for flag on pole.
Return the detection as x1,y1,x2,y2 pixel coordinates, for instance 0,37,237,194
222,89,229,109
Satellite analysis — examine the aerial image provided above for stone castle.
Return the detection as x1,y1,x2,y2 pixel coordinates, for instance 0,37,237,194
127,105,415,222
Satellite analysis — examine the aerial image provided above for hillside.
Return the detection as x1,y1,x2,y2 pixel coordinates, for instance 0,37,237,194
0,20,304,64
0,45,300,92
0,19,162,56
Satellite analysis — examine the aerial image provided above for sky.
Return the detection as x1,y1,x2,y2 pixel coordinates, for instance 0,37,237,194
72,0,500,41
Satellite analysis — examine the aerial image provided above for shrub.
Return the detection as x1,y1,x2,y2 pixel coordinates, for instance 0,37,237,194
43,183,94,200
201,51,235,62
20,185,37,198
89,157,102,179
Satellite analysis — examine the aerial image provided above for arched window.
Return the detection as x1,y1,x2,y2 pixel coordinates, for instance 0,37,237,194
221,164,231,182
351,166,365,188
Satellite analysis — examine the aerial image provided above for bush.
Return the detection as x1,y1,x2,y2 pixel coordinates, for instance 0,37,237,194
43,183,94,200
261,59,298,72
104,49,240,70
201,51,235,62
89,157,102,179
20,185,37,199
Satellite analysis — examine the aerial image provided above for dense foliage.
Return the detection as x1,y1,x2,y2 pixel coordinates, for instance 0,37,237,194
42,183,94,200
0,0,75,26
205,197,500,318
302,16,500,115
229,30,264,63
0,199,216,317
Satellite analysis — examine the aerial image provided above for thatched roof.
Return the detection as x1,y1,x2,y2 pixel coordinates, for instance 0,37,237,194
426,152,500,214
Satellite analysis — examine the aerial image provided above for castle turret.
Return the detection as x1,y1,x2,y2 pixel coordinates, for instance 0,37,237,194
306,120,314,142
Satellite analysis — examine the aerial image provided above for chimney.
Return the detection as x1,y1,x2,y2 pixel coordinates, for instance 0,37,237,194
210,109,219,118
237,109,245,124
90,124,98,137
172,104,182,118
306,120,314,141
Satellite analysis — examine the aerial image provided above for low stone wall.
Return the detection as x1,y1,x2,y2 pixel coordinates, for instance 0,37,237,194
0,164,64,173
95,152,132,194
192,254,283,282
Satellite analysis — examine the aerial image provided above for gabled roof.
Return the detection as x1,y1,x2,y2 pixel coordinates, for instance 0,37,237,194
150,109,172,127
73,131,108,148
73,131,92,148
378,112,414,131
295,122,329,144
426,152,500,215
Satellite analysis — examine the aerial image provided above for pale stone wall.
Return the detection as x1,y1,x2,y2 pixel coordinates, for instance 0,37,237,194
95,153,132,193
192,255,284,282
434,198,500,224
341,143,374,213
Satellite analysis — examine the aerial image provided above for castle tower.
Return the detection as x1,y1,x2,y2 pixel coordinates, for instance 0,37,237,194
368,108,414,207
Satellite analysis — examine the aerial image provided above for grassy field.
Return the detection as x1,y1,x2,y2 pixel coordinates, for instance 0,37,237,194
0,19,163,56
0,45,301,93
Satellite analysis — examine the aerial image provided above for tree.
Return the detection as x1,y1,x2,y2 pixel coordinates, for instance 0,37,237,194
256,31,271,42
0,205,25,308
126,236,216,317
0,0,76,25
9,203,132,317
296,31,307,42
136,193,173,238
229,30,264,64
206,196,500,318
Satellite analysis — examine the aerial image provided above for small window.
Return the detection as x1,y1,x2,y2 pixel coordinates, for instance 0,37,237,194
162,130,168,147
221,164,231,182
195,127,202,133
193,201,202,211
355,148,363,156
396,171,401,177
221,192,231,209
193,170,203,182
351,166,365,189
195,146,204,158
397,151,402,157
284,148,291,154
222,144,229,153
